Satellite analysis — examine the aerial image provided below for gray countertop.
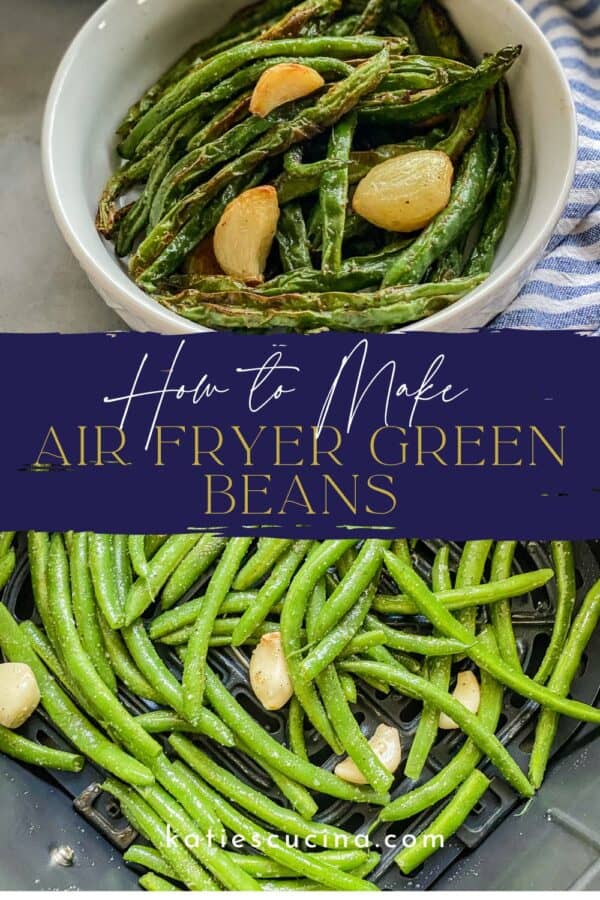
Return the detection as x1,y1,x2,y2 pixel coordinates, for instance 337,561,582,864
1,0,123,333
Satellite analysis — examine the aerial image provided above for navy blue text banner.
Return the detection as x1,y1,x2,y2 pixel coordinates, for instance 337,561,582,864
2,331,598,538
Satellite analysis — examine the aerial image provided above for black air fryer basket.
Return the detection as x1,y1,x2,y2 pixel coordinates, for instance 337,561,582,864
2,538,600,891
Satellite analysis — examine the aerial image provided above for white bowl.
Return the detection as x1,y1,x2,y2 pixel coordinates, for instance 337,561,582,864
42,0,577,333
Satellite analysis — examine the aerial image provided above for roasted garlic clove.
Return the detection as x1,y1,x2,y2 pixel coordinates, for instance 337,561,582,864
334,724,401,785
352,150,454,232
439,670,481,730
249,631,294,711
250,63,325,118
213,185,280,284
0,662,41,729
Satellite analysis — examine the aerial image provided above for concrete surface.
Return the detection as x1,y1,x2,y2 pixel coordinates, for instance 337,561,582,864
0,0,123,332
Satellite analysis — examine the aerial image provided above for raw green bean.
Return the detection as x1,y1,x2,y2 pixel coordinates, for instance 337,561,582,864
27,532,57,649
233,538,293,590
244,742,318,819
529,576,600,788
151,753,227,846
312,539,390,640
373,568,555,615
0,548,15,590
382,552,600,725
0,605,154,785
202,667,389,803
360,46,521,126
128,535,149,579
139,873,178,891
381,626,503,822
102,779,218,890
0,724,84,773
46,534,161,764
488,541,521,670
145,535,168,557
281,540,357,751
404,544,453,780
364,614,467,656
69,532,116,692
318,663,394,792
97,613,162,703
320,111,357,272
122,619,194,719
134,49,391,283
340,671,358,704
168,755,379,891
301,585,375,680
465,81,518,276
183,537,253,721
124,534,202,625
288,696,309,761
152,591,259,639
135,710,235,746
20,621,82,701
342,630,387,655
161,534,228,609
88,534,124,629
395,770,490,874
277,202,314,272
455,540,493,637
340,656,531,797
383,132,489,286
124,845,177,879
535,542,576,684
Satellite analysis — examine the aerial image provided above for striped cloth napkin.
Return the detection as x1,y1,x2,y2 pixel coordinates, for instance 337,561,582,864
493,0,600,329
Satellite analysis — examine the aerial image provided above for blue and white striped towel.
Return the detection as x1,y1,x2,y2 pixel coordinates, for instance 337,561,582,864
493,0,600,330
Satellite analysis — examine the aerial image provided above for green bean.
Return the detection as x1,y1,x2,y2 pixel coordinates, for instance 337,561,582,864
0,531,15,557
164,619,278,648
168,754,379,891
151,753,227,846
96,152,159,237
259,0,343,42
128,535,149,579
124,534,202,625
413,0,468,61
312,540,390,640
145,535,168,557
361,46,521,125
162,275,484,331
488,541,521,669
27,532,58,650
243,742,318,819
336,546,358,580
395,770,490,874
233,538,293,590
0,723,84,772
0,547,15,590
466,81,519,275
342,630,387,655
68,532,116,692
364,614,466,656
161,534,228,609
124,845,177,879
288,696,309,761
320,111,357,272
340,671,358,703
341,656,531,797
88,534,124,629
139,873,178,891
137,780,262,890
383,132,489,286
328,14,361,35
153,591,258,639
535,542,577,684
46,535,161,764
237,850,372,877
387,13,419,52
301,584,375,680
121,619,188,716
0,605,154,785
183,537,253,721
529,576,600,788
185,91,253,163
404,544,452,780
319,663,393,792
134,49,391,283
281,540,357,751
454,540,493,637
436,93,489,162
123,37,394,158
380,626,503,822
382,552,600,725
97,613,162,703
102,779,218,890
202,667,388,803
353,0,385,33
20,621,82,701
284,145,345,178
170,737,357,849
135,710,235,746
277,202,314,272
373,568,554,615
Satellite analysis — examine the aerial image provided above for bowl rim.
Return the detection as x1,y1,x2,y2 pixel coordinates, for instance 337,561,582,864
42,0,578,335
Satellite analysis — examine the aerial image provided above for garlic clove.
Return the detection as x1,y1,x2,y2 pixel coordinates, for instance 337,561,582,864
250,63,325,118
213,185,280,285
439,670,481,730
352,150,454,233
0,662,41,729
249,631,294,711
334,724,401,785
